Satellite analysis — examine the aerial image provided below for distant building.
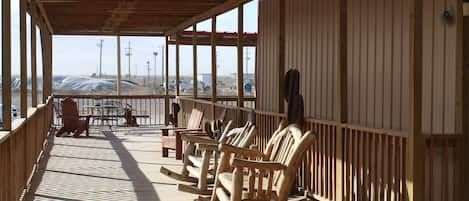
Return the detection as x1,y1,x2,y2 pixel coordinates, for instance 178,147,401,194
198,73,212,87
230,73,255,83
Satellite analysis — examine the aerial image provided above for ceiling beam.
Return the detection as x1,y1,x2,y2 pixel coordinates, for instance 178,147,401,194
166,0,251,35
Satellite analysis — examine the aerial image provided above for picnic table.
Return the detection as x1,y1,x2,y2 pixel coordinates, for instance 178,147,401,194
84,101,149,127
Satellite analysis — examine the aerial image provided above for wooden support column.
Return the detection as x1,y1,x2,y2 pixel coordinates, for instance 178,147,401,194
278,0,285,113
334,0,347,200
31,9,37,107
164,36,170,125
211,17,217,119
237,5,244,108
117,35,122,95
407,0,425,200
2,0,12,130
176,33,181,96
461,9,469,201
41,28,52,101
193,24,198,98
20,0,27,117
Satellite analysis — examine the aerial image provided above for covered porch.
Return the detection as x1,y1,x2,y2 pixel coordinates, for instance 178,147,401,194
0,0,468,201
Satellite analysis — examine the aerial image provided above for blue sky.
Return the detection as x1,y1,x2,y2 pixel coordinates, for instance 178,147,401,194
48,1,258,77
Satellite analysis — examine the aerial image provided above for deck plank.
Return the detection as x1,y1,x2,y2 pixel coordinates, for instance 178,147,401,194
24,126,198,201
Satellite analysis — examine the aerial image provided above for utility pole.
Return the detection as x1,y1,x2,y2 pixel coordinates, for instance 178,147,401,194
245,48,251,75
97,39,104,78
153,51,158,88
125,41,132,79
146,60,151,86
161,46,164,87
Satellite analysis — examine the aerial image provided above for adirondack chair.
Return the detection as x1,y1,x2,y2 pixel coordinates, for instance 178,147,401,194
210,124,315,201
161,108,204,160
55,98,90,138
160,120,256,195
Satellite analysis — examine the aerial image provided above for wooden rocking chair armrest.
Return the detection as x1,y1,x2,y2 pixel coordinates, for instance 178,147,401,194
218,144,263,158
231,158,286,171
175,128,203,133
160,127,187,131
197,143,219,151
181,135,217,144
178,131,207,135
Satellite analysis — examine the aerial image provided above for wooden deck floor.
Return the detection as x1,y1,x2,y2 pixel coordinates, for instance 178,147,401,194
24,126,198,201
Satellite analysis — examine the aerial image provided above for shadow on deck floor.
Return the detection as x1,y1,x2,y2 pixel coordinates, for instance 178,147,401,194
23,126,197,201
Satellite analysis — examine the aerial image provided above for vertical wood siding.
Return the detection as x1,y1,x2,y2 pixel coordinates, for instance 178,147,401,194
422,0,459,135
257,0,460,133
255,0,462,200
284,0,340,121
346,0,410,131
257,0,280,112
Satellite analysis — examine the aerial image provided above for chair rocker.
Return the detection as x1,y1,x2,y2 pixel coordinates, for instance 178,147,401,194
161,121,256,195
210,124,315,201
161,108,204,159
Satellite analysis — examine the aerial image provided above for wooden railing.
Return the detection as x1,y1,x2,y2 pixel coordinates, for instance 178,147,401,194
177,96,462,201
53,94,177,126
0,97,54,201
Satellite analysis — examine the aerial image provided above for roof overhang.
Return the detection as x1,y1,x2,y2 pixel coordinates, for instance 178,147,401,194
37,0,249,36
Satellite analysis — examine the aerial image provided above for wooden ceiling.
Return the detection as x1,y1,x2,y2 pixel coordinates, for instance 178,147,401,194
39,0,228,36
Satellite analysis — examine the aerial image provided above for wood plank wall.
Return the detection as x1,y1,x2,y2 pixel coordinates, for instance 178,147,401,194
284,0,341,121
256,0,462,200
347,0,411,131
257,0,460,133
422,0,459,135
257,0,280,112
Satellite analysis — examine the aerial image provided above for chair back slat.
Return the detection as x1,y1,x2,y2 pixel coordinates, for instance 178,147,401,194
224,121,256,148
186,109,203,129
261,125,316,198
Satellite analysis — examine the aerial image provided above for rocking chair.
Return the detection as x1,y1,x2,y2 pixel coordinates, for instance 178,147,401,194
210,124,315,201
160,120,256,195
161,108,204,159
56,97,90,138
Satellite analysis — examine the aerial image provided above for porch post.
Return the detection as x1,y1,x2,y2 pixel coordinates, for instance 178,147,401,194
237,5,244,108
20,0,27,117
40,27,52,101
211,16,217,119
176,33,180,96
117,35,122,95
2,0,12,130
461,7,469,201
407,0,425,200
193,24,198,99
31,8,38,107
277,0,285,113
334,0,348,200
164,36,170,125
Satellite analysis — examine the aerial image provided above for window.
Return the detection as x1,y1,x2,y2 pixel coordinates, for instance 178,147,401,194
216,8,238,96
179,45,193,95
11,0,20,119
53,35,118,95
36,26,43,104
120,36,166,95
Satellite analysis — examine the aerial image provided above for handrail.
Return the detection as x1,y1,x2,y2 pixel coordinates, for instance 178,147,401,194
53,94,175,99
0,97,53,142
178,96,407,137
